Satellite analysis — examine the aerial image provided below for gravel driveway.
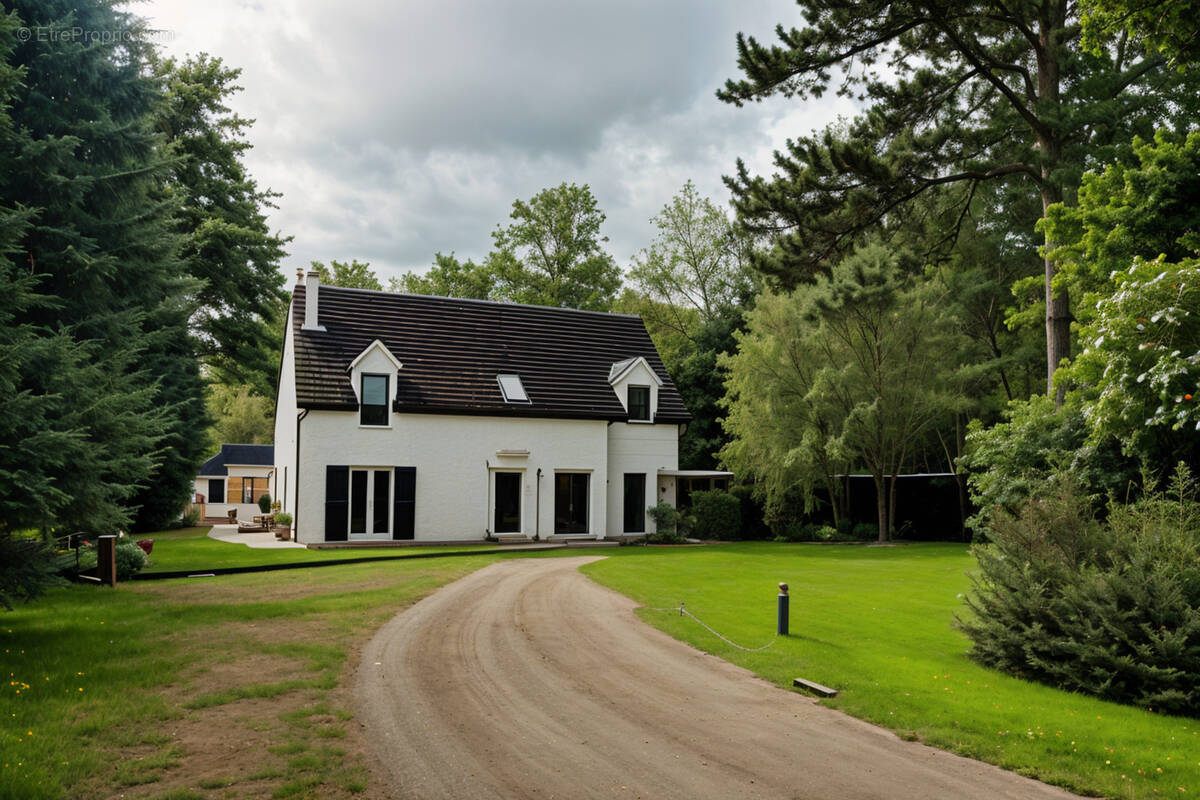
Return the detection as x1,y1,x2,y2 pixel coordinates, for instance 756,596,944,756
356,556,1080,799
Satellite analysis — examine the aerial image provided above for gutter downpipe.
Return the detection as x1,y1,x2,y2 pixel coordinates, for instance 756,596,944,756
535,467,542,541
295,409,309,541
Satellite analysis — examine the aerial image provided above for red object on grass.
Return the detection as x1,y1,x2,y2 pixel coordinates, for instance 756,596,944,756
136,539,154,555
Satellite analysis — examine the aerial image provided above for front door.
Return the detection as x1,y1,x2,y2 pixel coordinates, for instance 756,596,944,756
554,473,589,534
623,473,646,532
350,468,391,538
494,472,522,533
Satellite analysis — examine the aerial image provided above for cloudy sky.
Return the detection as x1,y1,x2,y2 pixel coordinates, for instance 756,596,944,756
141,0,857,285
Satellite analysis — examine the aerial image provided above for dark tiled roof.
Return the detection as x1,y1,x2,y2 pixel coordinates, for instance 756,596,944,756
197,444,275,476
291,285,691,423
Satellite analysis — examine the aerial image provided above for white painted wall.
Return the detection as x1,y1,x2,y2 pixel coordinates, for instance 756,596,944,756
273,302,299,518
293,410,610,543
605,422,678,536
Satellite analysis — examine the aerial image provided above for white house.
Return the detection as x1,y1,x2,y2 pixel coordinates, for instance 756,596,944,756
272,271,724,544
192,444,276,522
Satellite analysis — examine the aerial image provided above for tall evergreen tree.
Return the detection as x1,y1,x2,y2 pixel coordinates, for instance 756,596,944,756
157,54,289,400
719,1,1200,398
2,0,203,532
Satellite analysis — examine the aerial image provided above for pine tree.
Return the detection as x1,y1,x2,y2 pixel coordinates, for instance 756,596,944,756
719,1,1200,399
3,0,204,532
158,54,289,401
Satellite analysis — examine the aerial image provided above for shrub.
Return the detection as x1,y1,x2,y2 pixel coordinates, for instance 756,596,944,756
180,507,201,527
851,522,876,540
0,532,64,609
960,468,1200,715
688,490,741,540
644,530,687,544
274,511,293,528
257,493,272,513
961,395,1138,535
774,521,841,542
730,485,770,540
647,502,682,535
114,539,148,580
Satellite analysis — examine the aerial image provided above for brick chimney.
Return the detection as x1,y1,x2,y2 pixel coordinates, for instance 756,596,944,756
302,270,324,331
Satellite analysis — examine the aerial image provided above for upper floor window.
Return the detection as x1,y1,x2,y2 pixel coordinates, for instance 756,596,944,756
360,374,389,426
628,385,650,421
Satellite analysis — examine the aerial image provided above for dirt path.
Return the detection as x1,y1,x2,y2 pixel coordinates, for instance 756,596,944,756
356,556,1080,800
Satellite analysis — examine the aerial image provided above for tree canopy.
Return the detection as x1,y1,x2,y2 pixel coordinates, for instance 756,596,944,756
719,0,1200,396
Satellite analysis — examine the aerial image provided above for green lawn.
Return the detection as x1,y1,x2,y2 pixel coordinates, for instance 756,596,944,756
138,526,500,573
0,541,505,800
583,542,1200,800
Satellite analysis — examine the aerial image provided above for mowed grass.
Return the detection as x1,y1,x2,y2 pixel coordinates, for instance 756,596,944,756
139,526,499,573
583,542,1200,799
0,545,504,800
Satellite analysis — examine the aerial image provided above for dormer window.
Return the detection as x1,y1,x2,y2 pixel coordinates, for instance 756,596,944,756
360,374,389,425
497,374,530,404
628,385,650,421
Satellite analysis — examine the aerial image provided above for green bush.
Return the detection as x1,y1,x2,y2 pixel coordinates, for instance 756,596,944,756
961,395,1138,536
180,507,201,527
274,511,293,527
647,502,682,535
774,521,840,542
688,490,741,540
960,468,1200,715
114,539,148,580
851,522,877,540
257,493,272,513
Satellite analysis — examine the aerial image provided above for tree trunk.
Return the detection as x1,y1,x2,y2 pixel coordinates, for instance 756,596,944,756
873,471,889,542
1037,6,1071,405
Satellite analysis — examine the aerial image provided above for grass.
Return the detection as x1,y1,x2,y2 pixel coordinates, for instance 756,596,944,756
0,528,504,800
583,542,1200,799
138,526,500,573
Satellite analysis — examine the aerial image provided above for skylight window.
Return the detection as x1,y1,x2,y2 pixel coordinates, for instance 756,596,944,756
497,374,530,403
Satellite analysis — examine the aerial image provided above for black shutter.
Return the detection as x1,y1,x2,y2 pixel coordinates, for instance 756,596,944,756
393,467,416,540
325,465,349,541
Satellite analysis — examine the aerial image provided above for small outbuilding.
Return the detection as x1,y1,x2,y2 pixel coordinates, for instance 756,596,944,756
192,444,276,523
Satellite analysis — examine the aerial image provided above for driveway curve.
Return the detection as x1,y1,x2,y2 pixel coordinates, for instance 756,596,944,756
356,556,1079,800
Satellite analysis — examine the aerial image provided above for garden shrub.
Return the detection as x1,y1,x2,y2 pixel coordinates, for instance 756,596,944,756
730,485,770,540
688,490,741,540
960,469,1200,715
851,522,876,540
961,394,1138,536
257,493,272,513
647,502,682,535
179,506,201,527
114,539,148,580
774,521,840,542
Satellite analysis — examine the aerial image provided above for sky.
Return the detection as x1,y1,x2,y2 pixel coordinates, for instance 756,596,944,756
141,0,858,286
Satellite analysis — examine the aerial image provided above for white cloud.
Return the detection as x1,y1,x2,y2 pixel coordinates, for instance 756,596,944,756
141,0,859,283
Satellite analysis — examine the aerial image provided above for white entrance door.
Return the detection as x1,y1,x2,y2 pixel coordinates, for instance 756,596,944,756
349,468,391,538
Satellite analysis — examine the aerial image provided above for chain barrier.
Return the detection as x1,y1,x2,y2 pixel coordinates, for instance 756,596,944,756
644,602,777,653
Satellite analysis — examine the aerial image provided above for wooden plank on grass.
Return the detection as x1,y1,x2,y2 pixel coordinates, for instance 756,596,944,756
793,677,838,697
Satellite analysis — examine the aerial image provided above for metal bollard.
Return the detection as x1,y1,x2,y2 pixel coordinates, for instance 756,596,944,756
777,582,789,635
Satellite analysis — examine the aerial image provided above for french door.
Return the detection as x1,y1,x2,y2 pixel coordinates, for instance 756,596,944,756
350,468,391,537
554,473,589,534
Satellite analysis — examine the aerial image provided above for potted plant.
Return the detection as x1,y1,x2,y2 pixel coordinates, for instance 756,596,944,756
273,512,293,541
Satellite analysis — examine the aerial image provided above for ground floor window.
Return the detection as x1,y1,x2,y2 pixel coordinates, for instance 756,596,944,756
554,472,589,534
350,468,391,536
494,471,522,533
228,476,268,505
207,478,225,504
623,473,646,532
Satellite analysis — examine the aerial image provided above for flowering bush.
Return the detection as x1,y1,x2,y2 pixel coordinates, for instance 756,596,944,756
1073,257,1200,454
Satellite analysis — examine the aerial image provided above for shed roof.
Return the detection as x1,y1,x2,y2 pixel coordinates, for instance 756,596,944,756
197,444,275,477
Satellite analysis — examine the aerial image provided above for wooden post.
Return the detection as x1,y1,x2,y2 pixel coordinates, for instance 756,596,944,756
98,535,116,588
